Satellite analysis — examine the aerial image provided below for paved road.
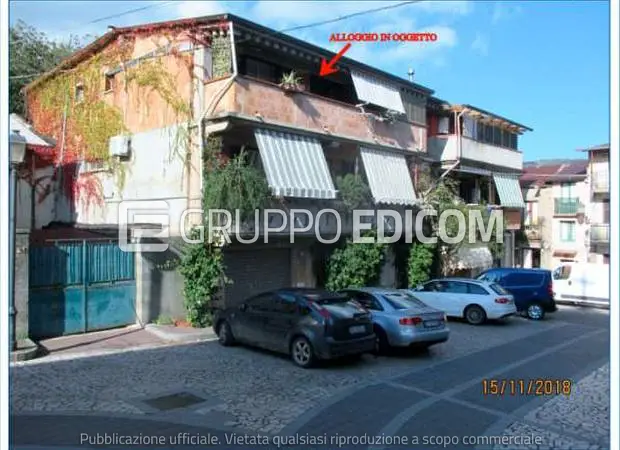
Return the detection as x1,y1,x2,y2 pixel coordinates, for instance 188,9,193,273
11,306,610,449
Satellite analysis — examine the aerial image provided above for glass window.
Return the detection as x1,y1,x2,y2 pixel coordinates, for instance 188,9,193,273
560,221,576,242
274,294,299,314
476,122,485,141
484,124,493,143
501,130,510,147
490,283,509,295
560,182,574,199
444,281,469,294
421,281,445,292
247,293,276,312
342,291,382,311
384,292,427,309
553,265,572,280
493,126,502,146
510,133,518,149
467,283,489,295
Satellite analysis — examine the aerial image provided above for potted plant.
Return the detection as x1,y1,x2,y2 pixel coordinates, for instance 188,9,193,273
279,71,304,93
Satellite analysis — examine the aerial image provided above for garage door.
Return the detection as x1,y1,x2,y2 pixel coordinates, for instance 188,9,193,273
223,248,291,306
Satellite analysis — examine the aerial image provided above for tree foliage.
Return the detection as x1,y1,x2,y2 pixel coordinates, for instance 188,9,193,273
9,21,82,115
335,173,372,211
326,231,386,291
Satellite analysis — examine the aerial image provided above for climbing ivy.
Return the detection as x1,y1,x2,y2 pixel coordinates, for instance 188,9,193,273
407,241,436,287
27,32,195,206
335,173,372,211
326,230,387,291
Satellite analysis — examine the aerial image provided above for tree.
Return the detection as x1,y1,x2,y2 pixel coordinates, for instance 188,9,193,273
9,21,82,115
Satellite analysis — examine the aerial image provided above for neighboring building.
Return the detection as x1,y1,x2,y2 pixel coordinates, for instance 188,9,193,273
581,143,610,264
519,159,589,269
22,13,531,336
427,99,531,275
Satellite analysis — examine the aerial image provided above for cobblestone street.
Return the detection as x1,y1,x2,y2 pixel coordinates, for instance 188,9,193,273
11,306,610,449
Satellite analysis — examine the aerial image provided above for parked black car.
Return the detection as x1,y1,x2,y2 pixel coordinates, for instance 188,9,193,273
213,288,376,368
476,268,557,320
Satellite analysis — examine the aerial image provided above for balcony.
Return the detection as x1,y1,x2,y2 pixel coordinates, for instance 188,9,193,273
524,222,543,241
209,76,427,153
428,135,522,171
554,198,582,216
590,223,609,243
591,172,610,194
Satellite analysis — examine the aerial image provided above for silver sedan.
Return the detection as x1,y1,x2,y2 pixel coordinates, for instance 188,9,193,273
339,288,450,353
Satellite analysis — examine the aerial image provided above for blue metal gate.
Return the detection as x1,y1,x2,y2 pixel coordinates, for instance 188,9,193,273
29,239,136,339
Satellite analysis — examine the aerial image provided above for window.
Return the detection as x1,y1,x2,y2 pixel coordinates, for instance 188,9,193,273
384,292,427,309
462,117,476,138
476,122,485,141
509,133,518,150
493,126,502,146
309,75,357,104
104,73,115,92
75,83,84,103
444,281,469,294
420,281,445,292
242,56,280,83
560,221,576,242
344,291,383,311
401,91,427,125
274,294,300,314
489,283,509,295
438,117,450,134
484,124,493,143
477,271,500,283
553,265,572,280
560,182,574,199
501,130,510,148
467,283,489,295
246,293,276,312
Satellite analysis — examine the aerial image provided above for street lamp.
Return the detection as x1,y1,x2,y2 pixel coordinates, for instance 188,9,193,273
9,130,27,352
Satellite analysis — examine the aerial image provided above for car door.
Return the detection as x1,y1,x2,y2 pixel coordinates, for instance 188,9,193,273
261,293,300,353
237,293,274,346
412,281,443,309
502,273,540,310
440,281,471,317
464,282,494,311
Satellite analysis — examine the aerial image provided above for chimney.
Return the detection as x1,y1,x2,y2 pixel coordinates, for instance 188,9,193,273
408,68,415,82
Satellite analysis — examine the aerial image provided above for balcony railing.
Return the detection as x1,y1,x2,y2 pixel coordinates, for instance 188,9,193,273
554,198,581,215
591,172,610,193
590,224,609,243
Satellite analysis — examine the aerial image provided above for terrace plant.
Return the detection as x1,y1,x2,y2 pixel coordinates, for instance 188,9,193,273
279,70,304,93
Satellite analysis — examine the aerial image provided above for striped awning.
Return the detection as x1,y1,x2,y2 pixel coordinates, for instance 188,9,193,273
493,173,526,208
254,129,337,199
360,147,416,205
351,71,405,114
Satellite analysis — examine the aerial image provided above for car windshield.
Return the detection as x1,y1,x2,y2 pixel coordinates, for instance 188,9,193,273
490,283,509,295
383,292,427,309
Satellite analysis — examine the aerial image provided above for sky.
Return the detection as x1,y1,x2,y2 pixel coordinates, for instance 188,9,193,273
9,0,611,161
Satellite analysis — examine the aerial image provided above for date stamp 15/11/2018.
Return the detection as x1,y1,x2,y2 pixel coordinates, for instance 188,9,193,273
481,378,573,397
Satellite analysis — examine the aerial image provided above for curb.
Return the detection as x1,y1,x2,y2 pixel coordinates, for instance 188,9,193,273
144,324,217,343
10,339,40,363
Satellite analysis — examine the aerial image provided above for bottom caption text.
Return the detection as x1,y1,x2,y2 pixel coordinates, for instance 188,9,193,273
80,432,546,447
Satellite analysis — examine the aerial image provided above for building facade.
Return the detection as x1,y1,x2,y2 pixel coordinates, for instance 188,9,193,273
582,144,610,264
519,160,590,269
22,13,530,329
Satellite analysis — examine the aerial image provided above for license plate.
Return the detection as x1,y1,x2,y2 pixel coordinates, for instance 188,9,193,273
424,320,441,328
349,325,366,334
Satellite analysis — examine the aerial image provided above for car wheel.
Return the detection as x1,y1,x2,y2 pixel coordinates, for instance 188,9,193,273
374,327,390,355
217,321,235,346
464,305,487,325
291,337,315,368
527,303,545,320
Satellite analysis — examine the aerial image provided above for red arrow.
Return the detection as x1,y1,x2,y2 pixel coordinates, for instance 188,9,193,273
320,43,352,76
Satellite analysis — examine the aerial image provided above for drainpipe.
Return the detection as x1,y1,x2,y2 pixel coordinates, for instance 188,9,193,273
195,21,239,211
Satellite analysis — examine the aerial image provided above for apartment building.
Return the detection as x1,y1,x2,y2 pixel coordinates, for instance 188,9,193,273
427,99,530,274
21,13,531,331
519,160,589,269
582,143,610,264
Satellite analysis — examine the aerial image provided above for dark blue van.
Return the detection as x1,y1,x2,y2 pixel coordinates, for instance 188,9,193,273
476,268,557,320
